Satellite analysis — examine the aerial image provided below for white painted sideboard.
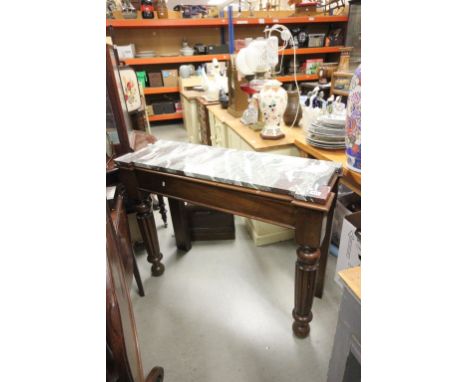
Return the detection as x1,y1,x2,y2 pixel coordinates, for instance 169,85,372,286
207,104,305,246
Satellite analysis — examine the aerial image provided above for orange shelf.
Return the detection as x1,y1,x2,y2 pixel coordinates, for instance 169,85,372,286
124,54,230,65
106,15,347,29
282,46,343,55
232,15,348,25
144,87,179,95
107,18,228,28
277,74,319,82
148,112,183,122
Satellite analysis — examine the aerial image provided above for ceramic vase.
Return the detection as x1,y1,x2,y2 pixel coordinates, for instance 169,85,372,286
258,80,287,140
345,65,361,173
283,90,302,127
179,64,194,79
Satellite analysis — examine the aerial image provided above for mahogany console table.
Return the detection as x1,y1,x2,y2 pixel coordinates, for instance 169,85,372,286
116,140,342,338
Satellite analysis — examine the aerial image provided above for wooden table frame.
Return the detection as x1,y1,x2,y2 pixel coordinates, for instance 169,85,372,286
118,162,339,338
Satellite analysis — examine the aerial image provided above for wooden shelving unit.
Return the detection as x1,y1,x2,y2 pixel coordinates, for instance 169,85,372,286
277,74,319,82
107,13,348,124
106,15,347,29
124,54,230,66
148,112,183,122
282,46,343,56
143,87,179,95
232,15,348,25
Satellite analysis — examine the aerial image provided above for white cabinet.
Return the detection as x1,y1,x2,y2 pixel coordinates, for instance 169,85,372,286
210,113,228,148
207,107,301,246
181,95,201,144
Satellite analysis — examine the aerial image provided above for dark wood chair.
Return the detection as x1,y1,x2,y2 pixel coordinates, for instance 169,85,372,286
109,186,145,297
107,206,164,382
106,43,167,228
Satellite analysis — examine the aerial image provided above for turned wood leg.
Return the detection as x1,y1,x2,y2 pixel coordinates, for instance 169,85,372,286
146,366,164,382
292,245,321,338
168,198,192,252
132,253,145,297
316,181,339,298
136,196,165,277
157,194,168,228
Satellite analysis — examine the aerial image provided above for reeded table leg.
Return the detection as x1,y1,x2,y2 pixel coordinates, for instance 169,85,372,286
316,180,339,298
136,196,165,276
292,245,321,338
157,194,168,228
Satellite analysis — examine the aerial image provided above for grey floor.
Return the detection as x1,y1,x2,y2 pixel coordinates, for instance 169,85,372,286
130,123,342,382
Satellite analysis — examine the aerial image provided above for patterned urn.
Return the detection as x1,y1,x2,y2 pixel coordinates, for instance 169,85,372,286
345,65,361,173
258,79,288,140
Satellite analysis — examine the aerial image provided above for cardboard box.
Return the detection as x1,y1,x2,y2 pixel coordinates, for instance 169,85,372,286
305,58,323,75
332,191,361,246
161,69,178,87
115,44,135,60
335,211,361,286
148,72,163,87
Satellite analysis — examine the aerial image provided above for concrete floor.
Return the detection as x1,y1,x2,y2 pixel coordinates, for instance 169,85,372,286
129,123,342,382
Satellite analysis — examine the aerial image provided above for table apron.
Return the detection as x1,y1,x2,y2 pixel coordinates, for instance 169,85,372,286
135,169,299,230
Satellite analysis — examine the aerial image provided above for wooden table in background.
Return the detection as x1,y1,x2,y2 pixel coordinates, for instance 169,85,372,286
206,105,361,199
294,136,361,195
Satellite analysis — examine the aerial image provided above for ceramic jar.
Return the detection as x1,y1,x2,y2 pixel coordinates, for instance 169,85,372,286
180,41,194,56
179,64,194,78
258,79,287,139
283,90,302,127
345,65,361,172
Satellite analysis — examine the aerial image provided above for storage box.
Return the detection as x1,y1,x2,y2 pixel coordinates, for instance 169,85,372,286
335,212,361,286
308,33,325,48
161,69,178,87
152,101,175,115
293,2,319,16
148,72,163,87
186,204,235,241
206,44,229,54
331,190,361,246
305,58,323,75
115,44,135,60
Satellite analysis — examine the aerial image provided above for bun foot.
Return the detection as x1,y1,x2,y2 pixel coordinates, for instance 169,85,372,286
151,262,165,276
292,321,310,338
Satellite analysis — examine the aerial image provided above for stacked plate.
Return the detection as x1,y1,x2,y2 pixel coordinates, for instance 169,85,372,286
135,50,156,58
305,113,346,149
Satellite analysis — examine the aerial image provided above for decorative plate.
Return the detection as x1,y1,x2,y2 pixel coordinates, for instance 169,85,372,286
119,67,141,113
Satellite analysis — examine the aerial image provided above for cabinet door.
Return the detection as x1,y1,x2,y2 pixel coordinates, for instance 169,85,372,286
212,117,227,148
182,97,200,144
181,97,190,133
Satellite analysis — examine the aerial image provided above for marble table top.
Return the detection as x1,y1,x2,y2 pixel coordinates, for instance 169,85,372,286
115,140,342,204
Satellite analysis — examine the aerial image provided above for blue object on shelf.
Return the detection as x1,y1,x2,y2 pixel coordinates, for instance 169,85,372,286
228,6,234,54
